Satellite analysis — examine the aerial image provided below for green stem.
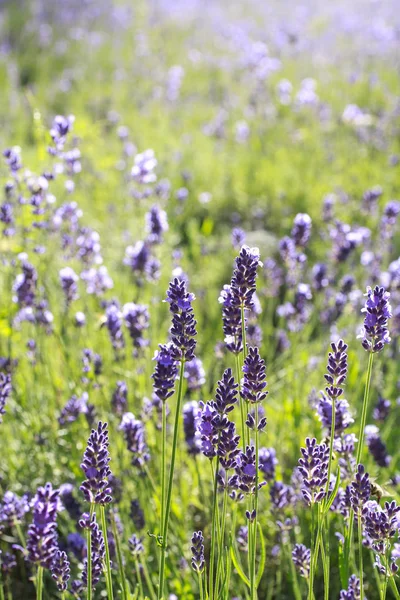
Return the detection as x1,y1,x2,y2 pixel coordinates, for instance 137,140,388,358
235,353,246,452
135,557,144,600
389,577,400,600
142,560,157,600
111,511,129,600
87,503,95,600
198,572,205,600
209,456,220,600
36,566,43,600
308,504,323,600
250,402,260,600
344,352,374,584
100,505,114,600
356,352,374,466
287,545,302,600
358,516,364,600
161,399,167,533
320,533,329,600
215,482,229,595
158,359,185,600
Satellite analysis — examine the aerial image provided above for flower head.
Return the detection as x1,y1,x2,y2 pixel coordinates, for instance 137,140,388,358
80,421,112,505
27,483,60,568
230,246,261,310
165,278,197,362
298,438,329,504
51,550,70,591
190,531,205,573
361,286,392,353
292,544,310,578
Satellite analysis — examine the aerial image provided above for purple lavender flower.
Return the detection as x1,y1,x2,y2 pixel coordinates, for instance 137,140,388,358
184,358,206,391
66,532,86,559
1,552,16,574
0,491,30,526
27,483,60,568
292,544,310,578
237,526,248,551
298,438,329,504
363,500,400,555
105,302,125,354
122,303,150,351
183,401,201,455
231,228,246,250
80,513,105,589
229,245,261,310
361,286,392,353
131,149,157,184
291,213,312,248
218,422,240,470
259,447,278,481
130,499,145,531
59,484,82,521
80,421,112,505
190,531,205,573
165,278,197,362
59,267,79,306
50,115,74,147
339,575,361,599
215,368,238,415
373,395,391,422
13,261,37,307
152,343,178,402
312,263,329,290
0,373,11,422
51,550,70,591
235,446,266,497
362,186,382,213
119,413,150,469
128,534,144,557
241,346,267,405
124,240,160,283
3,147,22,172
0,202,14,236
317,394,353,436
58,392,88,426
145,204,168,244
111,381,128,416
270,481,295,510
365,425,391,467
81,266,113,296
350,464,370,517
219,284,243,354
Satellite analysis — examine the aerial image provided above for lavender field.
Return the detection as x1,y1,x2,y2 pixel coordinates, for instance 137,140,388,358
0,1,400,598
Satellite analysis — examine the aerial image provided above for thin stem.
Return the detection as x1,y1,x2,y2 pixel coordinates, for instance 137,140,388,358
389,577,400,600
356,352,374,466
358,516,364,600
135,557,144,600
100,505,114,600
308,504,323,600
250,402,260,600
111,511,129,600
161,400,167,533
320,533,329,600
87,502,95,600
142,560,157,600
158,359,185,600
344,352,374,583
216,481,229,594
235,353,247,452
209,456,220,600
198,572,205,600
36,566,43,600
287,544,302,600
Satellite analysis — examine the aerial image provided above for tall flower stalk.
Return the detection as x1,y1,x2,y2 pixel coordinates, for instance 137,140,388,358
343,286,392,586
80,421,114,600
157,278,197,599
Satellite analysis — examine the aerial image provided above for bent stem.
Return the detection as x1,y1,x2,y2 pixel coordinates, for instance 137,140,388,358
158,359,185,600
100,505,114,600
250,402,260,600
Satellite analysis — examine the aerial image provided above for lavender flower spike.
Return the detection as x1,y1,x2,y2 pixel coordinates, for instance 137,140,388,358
0,373,12,422
191,531,205,573
51,550,71,591
241,346,268,405
80,421,113,505
361,286,392,353
165,278,197,362
27,483,60,568
152,343,178,402
80,513,105,589
230,245,262,310
292,544,310,578
298,437,329,504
